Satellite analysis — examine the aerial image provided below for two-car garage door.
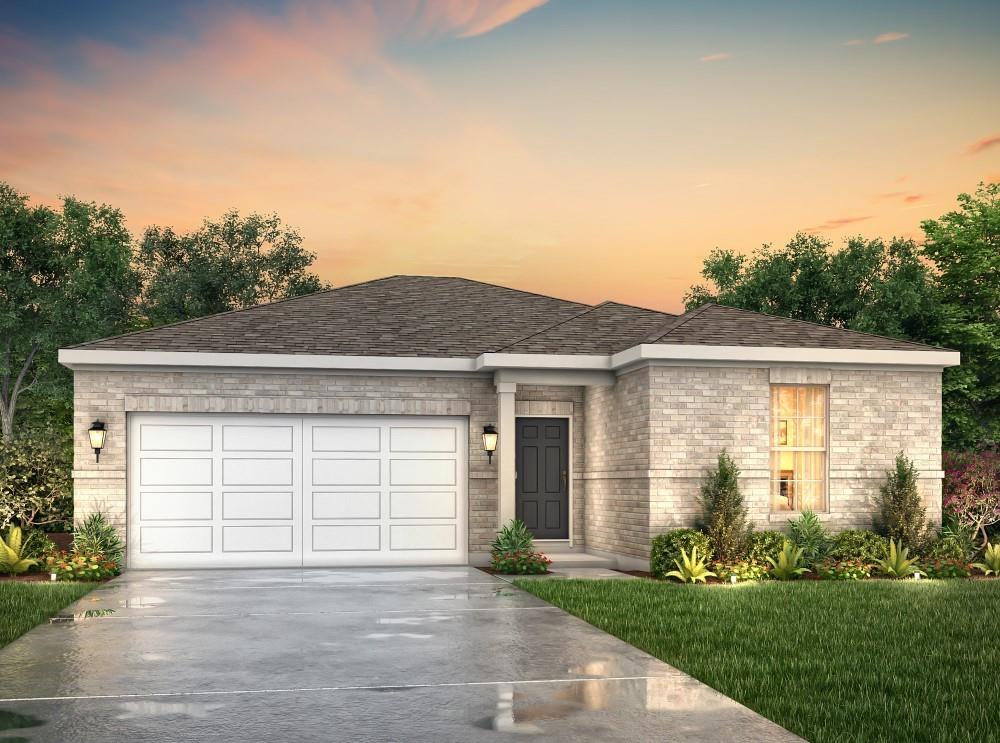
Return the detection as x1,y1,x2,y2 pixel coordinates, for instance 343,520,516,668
127,414,468,569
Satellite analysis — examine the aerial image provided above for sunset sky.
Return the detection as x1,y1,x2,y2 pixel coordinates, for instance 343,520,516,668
2,0,998,312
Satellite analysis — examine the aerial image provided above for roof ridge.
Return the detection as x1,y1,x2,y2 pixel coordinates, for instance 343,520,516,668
438,275,590,309
493,302,604,352
641,303,715,344
598,299,676,317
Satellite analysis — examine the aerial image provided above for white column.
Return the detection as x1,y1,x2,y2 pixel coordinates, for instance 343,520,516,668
496,381,517,528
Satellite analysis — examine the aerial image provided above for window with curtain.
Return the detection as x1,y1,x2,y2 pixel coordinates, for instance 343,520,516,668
770,385,827,512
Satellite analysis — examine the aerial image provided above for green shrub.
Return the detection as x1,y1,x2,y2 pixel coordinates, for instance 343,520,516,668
697,451,752,563
747,530,787,564
712,560,769,583
788,510,830,566
816,559,871,581
874,453,929,550
665,547,716,584
829,530,889,563
766,540,809,581
491,519,534,555
922,558,973,579
973,542,1000,576
875,539,920,578
490,550,550,575
0,526,37,575
651,529,712,578
21,529,56,563
72,513,124,564
0,436,73,532
924,535,970,562
44,550,120,581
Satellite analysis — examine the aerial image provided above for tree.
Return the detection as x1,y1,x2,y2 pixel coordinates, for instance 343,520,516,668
697,450,752,562
873,453,929,549
136,210,329,327
921,183,1000,450
0,183,137,441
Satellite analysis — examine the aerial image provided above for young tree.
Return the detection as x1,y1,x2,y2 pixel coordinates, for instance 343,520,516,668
874,453,929,549
698,450,752,562
0,183,137,440
136,210,330,327
921,183,1000,450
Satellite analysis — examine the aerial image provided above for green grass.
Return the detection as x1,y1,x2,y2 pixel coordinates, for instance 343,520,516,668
515,578,1000,743
0,582,96,648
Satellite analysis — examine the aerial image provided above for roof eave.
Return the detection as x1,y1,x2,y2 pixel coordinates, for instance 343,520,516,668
612,344,961,369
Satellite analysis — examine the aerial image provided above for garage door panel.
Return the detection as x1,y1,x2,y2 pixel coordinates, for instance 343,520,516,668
389,491,456,519
141,458,213,486
140,491,213,521
312,491,381,520
140,526,213,553
222,491,294,520
222,458,293,486
389,427,456,452
389,459,456,486
390,524,457,551
223,525,294,552
312,524,381,551
312,458,380,486
223,425,293,452
140,424,213,451
312,426,380,452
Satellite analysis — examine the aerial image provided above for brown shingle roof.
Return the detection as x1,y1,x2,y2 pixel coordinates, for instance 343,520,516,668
72,276,947,357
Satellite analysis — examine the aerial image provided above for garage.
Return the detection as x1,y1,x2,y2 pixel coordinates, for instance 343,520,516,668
127,413,468,569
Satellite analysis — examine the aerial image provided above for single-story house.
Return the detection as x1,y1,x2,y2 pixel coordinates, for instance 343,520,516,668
59,275,959,570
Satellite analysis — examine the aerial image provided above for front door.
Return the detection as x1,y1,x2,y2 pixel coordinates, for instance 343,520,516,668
515,417,569,539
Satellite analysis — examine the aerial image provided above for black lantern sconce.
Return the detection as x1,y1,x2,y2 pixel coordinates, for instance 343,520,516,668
482,425,498,463
88,420,107,462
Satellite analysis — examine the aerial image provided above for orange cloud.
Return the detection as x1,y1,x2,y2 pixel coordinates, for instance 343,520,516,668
699,52,732,62
873,31,910,44
804,215,873,233
965,133,1000,155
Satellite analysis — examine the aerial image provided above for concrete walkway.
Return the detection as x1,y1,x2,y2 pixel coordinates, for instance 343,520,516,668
0,568,801,742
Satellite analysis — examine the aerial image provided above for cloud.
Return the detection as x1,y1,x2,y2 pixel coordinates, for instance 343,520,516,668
804,215,873,233
699,52,731,62
843,39,865,46
877,191,925,204
873,31,910,44
965,133,1000,155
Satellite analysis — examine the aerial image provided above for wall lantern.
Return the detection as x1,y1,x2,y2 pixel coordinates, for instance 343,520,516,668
88,420,107,462
482,425,498,463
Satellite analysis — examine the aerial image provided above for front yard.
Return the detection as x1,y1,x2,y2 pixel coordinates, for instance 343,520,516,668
0,582,96,648
516,578,1000,743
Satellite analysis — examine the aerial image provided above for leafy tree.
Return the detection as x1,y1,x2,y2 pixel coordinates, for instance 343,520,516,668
0,436,73,531
136,210,329,327
697,450,752,562
0,183,137,440
685,233,945,343
873,453,929,549
921,183,1000,450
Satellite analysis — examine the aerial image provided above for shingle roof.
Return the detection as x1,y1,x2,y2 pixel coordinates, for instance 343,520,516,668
72,275,947,357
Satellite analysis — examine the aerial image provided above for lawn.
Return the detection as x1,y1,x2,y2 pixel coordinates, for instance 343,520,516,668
515,578,1000,743
0,582,97,648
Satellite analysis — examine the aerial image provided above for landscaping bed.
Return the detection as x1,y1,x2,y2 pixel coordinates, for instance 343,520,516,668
515,577,1000,743
0,582,97,648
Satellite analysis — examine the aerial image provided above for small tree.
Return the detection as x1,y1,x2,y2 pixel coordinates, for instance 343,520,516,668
873,452,928,549
943,450,1000,549
698,450,752,562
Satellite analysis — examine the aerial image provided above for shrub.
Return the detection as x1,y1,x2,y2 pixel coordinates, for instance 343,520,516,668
491,519,534,555
0,526,37,575
942,450,1000,549
0,436,73,532
44,550,120,581
712,560,769,583
490,550,550,575
922,558,973,579
788,510,830,566
973,542,1000,576
20,529,56,563
665,547,716,584
73,513,124,564
924,535,971,562
816,559,871,581
829,530,889,563
874,453,929,550
697,450,752,562
875,539,920,578
651,529,712,579
747,531,787,564
767,541,809,581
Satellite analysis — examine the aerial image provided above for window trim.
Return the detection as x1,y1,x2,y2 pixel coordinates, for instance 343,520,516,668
769,383,830,514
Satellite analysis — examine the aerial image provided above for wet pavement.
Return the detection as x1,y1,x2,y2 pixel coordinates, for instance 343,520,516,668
0,567,802,741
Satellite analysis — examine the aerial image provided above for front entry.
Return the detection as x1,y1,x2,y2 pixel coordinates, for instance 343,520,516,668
515,417,569,539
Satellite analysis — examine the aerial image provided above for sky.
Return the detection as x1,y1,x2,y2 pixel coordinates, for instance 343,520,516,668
1,0,998,312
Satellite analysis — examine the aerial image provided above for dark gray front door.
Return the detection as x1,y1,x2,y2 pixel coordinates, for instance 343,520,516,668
515,418,569,539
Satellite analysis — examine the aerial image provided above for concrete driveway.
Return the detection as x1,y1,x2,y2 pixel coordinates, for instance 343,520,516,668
0,568,800,742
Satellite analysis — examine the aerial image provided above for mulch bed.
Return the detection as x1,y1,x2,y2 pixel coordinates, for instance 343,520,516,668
476,566,553,577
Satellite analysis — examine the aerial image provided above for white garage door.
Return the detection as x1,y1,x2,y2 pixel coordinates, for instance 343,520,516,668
127,413,468,569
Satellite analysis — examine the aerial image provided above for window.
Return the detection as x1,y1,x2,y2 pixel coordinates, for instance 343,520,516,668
770,385,827,512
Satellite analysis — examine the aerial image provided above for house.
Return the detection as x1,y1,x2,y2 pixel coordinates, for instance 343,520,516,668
58,276,959,570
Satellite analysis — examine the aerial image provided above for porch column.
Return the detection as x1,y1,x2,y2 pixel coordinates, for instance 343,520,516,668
496,381,517,528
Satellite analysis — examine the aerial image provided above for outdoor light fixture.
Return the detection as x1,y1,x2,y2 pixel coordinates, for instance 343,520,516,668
730,575,738,584
913,571,922,581
88,420,107,462
482,425,498,463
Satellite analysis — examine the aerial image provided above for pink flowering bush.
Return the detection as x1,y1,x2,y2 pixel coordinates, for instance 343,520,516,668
943,450,1000,549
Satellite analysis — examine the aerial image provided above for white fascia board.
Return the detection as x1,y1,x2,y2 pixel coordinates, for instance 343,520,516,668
475,353,612,371
611,344,960,368
58,349,479,372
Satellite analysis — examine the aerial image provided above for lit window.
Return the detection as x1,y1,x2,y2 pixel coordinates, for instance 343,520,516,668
770,385,827,512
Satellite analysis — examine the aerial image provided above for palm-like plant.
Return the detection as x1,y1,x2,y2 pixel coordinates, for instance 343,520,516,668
491,519,534,555
876,539,920,578
767,541,809,580
973,542,1000,577
0,526,38,576
665,547,717,584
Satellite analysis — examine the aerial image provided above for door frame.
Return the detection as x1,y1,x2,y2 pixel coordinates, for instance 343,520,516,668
514,414,573,545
